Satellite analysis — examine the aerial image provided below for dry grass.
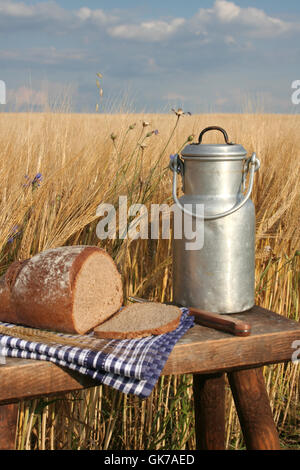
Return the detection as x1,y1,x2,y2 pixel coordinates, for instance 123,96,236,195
0,111,299,450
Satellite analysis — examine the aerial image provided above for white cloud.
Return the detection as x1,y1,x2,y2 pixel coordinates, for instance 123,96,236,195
0,0,37,18
0,0,119,34
76,7,118,25
196,0,292,38
76,7,91,21
0,0,296,41
215,0,240,23
0,0,298,113
0,0,68,21
0,0,32,17
0,0,117,31
108,18,186,41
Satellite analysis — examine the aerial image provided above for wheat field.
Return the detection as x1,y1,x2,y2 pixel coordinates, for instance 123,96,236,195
0,111,299,449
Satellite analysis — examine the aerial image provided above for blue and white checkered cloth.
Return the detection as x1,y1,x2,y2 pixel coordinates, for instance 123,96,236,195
0,308,194,398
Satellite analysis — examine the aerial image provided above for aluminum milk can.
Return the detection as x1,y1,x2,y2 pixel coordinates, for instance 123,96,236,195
170,126,260,314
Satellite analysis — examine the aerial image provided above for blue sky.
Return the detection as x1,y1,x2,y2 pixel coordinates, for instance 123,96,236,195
0,0,300,113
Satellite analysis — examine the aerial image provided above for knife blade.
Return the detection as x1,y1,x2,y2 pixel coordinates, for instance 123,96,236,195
128,296,251,337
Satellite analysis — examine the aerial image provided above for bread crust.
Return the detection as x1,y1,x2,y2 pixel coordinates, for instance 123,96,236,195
12,246,81,333
0,260,28,323
0,246,123,334
94,303,182,339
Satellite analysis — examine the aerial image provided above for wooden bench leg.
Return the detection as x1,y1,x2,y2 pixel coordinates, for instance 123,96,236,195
193,373,225,450
0,403,18,450
228,367,281,450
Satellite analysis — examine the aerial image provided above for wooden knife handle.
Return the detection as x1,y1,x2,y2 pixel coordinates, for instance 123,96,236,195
188,307,251,337
128,297,251,337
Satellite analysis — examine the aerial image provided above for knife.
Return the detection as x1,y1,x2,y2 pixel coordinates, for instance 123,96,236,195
128,296,251,337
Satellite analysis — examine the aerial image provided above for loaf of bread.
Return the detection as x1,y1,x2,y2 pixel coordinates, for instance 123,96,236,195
93,302,182,339
0,246,123,334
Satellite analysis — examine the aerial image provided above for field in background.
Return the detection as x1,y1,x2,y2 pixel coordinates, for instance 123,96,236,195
0,111,299,449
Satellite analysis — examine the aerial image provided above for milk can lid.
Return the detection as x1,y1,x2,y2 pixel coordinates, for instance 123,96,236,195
181,126,247,159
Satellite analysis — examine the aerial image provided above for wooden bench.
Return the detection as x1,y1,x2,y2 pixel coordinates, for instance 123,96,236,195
0,305,299,450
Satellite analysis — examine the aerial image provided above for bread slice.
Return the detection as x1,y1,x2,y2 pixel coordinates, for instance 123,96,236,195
0,246,123,335
93,302,182,339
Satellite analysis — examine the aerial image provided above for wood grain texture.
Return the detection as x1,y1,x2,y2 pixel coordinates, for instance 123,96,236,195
0,306,299,404
163,306,300,375
228,367,281,450
0,403,18,449
193,373,225,450
0,358,96,404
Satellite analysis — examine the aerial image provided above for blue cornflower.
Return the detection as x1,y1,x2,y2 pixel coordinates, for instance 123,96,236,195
32,173,43,186
23,173,43,190
8,225,21,244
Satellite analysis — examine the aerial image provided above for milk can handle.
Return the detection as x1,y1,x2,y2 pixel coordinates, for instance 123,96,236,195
170,153,260,221
198,126,233,145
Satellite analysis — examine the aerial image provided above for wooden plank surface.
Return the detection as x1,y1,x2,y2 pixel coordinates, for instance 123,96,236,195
0,358,96,404
163,306,300,375
0,306,299,404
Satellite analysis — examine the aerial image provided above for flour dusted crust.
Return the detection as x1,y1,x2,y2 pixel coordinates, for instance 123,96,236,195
0,246,123,334
94,302,182,339
0,260,27,323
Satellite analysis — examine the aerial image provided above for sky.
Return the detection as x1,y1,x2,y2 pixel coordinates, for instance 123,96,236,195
0,0,300,113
